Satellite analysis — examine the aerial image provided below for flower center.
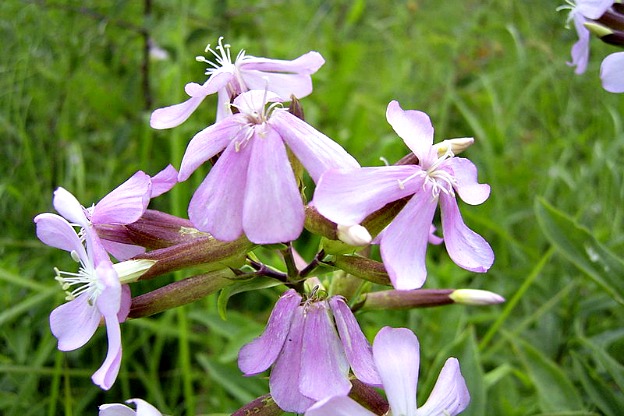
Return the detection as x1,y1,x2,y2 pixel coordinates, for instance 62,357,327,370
196,36,247,94
54,250,102,304
396,146,457,199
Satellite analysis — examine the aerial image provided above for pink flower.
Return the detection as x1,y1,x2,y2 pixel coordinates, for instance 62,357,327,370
178,90,359,244
313,101,494,290
238,289,381,413
600,51,624,92
305,327,470,416
565,1,614,74
99,398,162,416
150,37,325,126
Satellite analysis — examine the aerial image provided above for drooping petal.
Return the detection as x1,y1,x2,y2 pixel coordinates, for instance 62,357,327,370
329,296,381,386
100,240,145,262
187,140,252,241
443,158,490,205
305,396,376,416
378,192,438,290
270,110,360,182
91,311,123,390
568,13,590,75
313,166,423,226
117,284,132,323
238,289,302,375
178,116,245,181
299,301,351,401
269,307,316,413
34,213,87,258
601,52,624,93
150,72,232,129
372,327,420,416
50,293,100,351
576,0,613,19
415,358,470,416
126,399,163,416
53,187,89,227
386,100,434,163
98,403,136,416
91,172,151,225
149,164,178,198
439,193,494,273
243,127,304,243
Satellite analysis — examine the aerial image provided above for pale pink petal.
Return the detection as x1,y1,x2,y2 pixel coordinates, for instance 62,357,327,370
329,296,381,386
187,140,251,241
379,193,438,290
305,396,376,416
215,88,233,122
34,213,87,258
50,293,100,351
91,172,151,225
444,158,490,205
149,164,178,198
601,52,624,93
242,71,314,100
386,101,434,163
243,127,304,243
117,284,132,323
99,403,136,416
439,193,494,273
177,116,244,181
373,327,419,416
53,187,89,227
429,224,443,245
415,358,470,416
314,166,423,226
91,311,122,390
238,289,302,375
299,301,351,401
270,110,360,182
568,14,590,75
126,399,163,416
270,307,316,413
232,90,282,114
241,51,325,74
576,0,613,19
100,240,145,262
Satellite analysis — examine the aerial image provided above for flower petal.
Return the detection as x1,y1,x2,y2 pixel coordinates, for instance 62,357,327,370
270,110,359,182
187,139,251,241
379,192,438,290
98,403,136,416
100,240,145,262
34,213,86,257
444,158,490,205
329,296,381,386
126,399,163,416
299,301,351,401
270,307,316,413
415,358,470,416
91,311,122,390
372,327,419,416
91,172,151,225
313,166,423,226
178,116,243,182
238,289,302,375
149,164,178,198
439,193,494,273
53,187,89,227
568,13,590,75
50,293,100,351
305,396,376,416
601,52,624,93
576,0,613,19
243,127,304,243
386,101,434,163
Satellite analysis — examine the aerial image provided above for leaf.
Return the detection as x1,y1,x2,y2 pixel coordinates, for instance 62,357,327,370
535,198,624,305
572,352,624,416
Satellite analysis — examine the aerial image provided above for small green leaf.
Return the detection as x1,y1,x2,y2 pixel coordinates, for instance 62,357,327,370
572,352,624,416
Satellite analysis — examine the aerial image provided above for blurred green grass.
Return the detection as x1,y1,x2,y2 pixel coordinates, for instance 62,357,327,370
1,0,623,415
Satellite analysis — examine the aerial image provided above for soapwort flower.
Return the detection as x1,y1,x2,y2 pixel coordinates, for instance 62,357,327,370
313,100,494,290
178,90,359,244
238,289,381,413
305,327,470,416
150,37,325,125
99,398,162,416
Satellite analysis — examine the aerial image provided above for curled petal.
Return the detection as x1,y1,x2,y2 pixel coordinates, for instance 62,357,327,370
415,358,470,416
386,101,434,163
149,164,178,198
270,307,316,413
576,0,613,19
373,327,420,416
444,158,490,205
243,127,304,243
601,52,624,93
91,311,123,390
314,166,423,226
329,296,381,386
379,193,438,290
34,213,87,258
305,396,376,416
91,172,151,225
53,187,89,227
241,51,325,74
50,293,100,351
568,14,590,75
126,399,163,416
299,301,351,401
440,193,494,273
238,289,302,375
270,110,360,182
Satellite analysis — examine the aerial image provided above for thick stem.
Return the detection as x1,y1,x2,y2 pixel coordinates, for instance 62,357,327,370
231,394,283,416
358,289,455,311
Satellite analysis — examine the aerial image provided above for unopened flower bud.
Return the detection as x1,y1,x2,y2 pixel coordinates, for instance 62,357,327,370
114,259,157,284
433,137,475,157
337,224,372,246
449,289,505,305
584,21,614,38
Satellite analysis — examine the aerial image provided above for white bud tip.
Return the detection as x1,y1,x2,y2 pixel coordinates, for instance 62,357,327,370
433,137,475,157
114,259,157,284
449,289,505,305
337,224,372,246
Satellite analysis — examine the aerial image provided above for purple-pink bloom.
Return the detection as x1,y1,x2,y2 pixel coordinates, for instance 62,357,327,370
34,212,130,390
565,1,614,74
305,327,470,416
600,51,624,92
313,101,493,290
238,289,381,413
150,37,325,126
99,398,162,416
178,90,359,244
